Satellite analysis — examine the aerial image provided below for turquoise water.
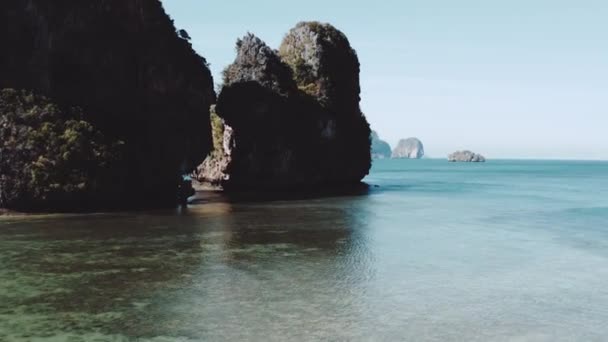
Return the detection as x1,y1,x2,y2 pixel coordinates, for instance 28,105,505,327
1,159,608,341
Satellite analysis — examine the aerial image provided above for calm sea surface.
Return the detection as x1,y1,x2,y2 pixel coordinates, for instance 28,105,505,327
2,159,608,341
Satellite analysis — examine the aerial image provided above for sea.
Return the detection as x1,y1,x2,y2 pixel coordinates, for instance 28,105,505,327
1,159,608,341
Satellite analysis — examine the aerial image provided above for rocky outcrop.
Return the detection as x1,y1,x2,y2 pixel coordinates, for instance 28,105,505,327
392,138,424,159
0,0,215,210
195,22,371,190
194,106,232,186
371,131,392,159
448,151,486,162
279,22,362,111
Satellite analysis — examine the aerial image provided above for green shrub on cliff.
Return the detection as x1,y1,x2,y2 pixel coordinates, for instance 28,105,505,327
0,89,123,210
209,105,225,155
279,22,361,110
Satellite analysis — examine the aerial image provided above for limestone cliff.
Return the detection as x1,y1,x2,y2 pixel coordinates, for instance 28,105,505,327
448,151,486,163
371,131,392,159
195,23,371,190
0,0,215,210
392,138,425,159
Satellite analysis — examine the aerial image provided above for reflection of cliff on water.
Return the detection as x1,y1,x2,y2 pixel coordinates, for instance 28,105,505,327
168,191,376,340
191,182,372,204
189,184,376,258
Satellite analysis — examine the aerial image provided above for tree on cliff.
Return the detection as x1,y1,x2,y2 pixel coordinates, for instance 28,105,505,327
0,89,123,211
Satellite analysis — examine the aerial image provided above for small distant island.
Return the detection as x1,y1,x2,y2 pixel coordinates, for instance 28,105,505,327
448,150,486,163
392,138,424,159
371,131,392,159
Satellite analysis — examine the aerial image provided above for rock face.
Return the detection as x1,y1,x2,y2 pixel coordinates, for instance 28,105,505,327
392,138,424,159
371,131,392,159
0,0,215,210
448,151,486,162
195,106,232,186
195,23,371,190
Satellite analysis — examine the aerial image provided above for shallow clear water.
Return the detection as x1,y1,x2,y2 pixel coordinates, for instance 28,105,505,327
2,159,608,341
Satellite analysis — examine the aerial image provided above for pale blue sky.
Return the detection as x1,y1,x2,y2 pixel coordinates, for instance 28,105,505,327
163,0,608,160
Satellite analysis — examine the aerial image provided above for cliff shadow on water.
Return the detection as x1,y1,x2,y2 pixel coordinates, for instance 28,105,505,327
191,181,374,205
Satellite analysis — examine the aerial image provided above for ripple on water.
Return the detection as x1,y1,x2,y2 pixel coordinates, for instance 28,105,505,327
2,159,608,341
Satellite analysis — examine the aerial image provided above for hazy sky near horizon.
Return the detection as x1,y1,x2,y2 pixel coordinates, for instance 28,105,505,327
163,0,608,160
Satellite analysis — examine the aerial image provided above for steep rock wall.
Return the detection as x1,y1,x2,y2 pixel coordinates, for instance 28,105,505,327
0,0,215,209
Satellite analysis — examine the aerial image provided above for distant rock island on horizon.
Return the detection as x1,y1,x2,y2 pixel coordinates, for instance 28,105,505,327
448,150,486,162
392,138,424,159
371,131,392,159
